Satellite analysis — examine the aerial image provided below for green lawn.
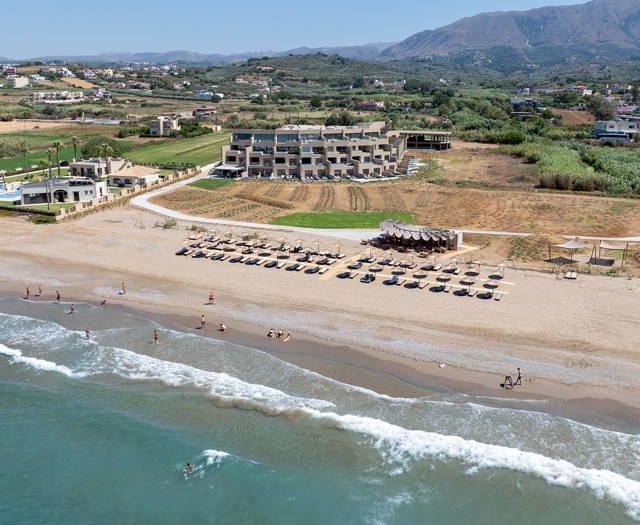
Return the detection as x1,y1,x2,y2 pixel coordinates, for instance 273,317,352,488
127,133,229,166
270,211,413,229
188,178,233,191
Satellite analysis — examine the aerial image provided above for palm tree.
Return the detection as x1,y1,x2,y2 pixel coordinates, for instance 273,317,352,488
52,141,62,177
18,142,28,177
46,148,54,179
38,160,47,179
69,136,79,162
100,143,113,176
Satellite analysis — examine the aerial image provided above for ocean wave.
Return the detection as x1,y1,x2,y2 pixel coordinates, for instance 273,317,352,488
0,343,85,378
203,449,230,465
303,408,640,520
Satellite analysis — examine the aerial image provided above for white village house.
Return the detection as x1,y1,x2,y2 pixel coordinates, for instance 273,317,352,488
21,178,107,205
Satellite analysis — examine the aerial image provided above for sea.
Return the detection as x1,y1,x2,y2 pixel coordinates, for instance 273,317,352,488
0,297,638,524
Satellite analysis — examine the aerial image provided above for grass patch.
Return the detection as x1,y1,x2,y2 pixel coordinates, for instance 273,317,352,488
127,133,228,165
270,211,413,229
188,178,233,191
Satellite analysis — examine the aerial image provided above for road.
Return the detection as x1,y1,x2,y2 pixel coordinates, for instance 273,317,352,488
131,166,640,243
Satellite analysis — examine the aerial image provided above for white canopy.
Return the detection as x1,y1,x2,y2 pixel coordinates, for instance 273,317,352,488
599,241,626,251
554,240,591,250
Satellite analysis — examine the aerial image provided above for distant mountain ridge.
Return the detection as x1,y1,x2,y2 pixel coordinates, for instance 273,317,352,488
381,0,640,59
17,43,395,65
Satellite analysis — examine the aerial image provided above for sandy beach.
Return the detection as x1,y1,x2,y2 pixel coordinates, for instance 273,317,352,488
2,206,640,411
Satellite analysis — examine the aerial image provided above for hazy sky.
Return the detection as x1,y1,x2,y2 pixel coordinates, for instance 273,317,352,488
4,0,588,58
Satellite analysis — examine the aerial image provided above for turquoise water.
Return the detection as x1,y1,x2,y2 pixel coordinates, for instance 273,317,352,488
0,298,638,524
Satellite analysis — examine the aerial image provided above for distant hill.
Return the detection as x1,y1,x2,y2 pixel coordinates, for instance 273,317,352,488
381,0,640,60
26,42,396,65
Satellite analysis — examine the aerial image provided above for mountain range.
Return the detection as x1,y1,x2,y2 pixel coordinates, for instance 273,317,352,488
6,0,640,68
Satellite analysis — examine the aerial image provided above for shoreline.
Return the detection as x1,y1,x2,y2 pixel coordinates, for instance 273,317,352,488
5,287,640,432
1,207,640,421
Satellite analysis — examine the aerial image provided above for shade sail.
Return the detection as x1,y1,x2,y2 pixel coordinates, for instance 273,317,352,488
554,240,591,250
599,242,626,251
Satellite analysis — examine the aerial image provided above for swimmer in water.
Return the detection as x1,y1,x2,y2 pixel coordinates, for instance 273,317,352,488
85,329,91,341
185,463,192,473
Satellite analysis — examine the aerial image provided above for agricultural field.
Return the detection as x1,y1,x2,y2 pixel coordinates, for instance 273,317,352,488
150,142,640,236
126,132,229,166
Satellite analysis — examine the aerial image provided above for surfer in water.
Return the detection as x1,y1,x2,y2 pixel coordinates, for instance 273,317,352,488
85,329,91,341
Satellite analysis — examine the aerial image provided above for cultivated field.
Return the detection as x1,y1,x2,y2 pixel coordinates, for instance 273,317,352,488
555,109,594,127
127,133,229,165
60,77,96,89
151,143,640,238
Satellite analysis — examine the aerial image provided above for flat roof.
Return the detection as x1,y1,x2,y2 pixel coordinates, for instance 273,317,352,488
398,130,453,136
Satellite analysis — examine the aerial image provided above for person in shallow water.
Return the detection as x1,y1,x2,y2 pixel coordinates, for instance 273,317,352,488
85,329,90,341
69,304,75,314
219,323,227,332
153,330,159,344
56,290,61,303
26,287,30,300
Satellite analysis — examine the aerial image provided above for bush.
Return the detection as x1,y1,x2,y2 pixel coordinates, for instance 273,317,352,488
501,130,525,145
155,218,177,229
82,137,126,158
29,215,56,224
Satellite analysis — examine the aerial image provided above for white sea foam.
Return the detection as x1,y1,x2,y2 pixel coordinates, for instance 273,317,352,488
303,408,640,520
93,345,335,413
0,343,84,378
203,449,230,465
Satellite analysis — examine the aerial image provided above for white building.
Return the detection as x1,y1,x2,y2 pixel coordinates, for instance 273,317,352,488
107,166,160,188
29,91,85,104
149,116,180,136
21,178,107,205
69,158,132,177
7,76,29,88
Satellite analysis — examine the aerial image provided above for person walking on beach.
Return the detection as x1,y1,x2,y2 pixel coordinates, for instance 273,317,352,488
26,287,31,300
208,291,215,305
38,284,42,297
85,329,91,341
515,368,522,385
201,315,206,329
121,282,127,295
56,290,61,303
153,330,159,345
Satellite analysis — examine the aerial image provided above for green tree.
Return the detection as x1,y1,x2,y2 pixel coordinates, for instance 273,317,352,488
52,140,62,177
586,95,615,121
18,140,28,177
310,97,322,108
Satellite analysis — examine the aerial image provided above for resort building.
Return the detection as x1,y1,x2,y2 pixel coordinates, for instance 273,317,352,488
20,178,107,205
69,158,132,178
107,166,160,188
149,116,180,136
28,91,85,104
215,122,408,179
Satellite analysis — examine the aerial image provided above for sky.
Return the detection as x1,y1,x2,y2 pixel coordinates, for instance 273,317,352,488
3,0,589,59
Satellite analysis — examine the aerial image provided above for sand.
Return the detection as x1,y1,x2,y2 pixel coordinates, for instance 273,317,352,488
2,206,640,410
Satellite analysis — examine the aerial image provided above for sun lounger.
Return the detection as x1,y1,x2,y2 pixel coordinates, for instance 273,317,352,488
327,259,336,265
296,264,306,272
349,272,360,280
468,289,478,297
256,258,266,266
453,268,461,275
418,282,429,289
184,249,195,256
495,293,503,301
395,278,406,286
444,285,452,293
564,271,578,280
318,267,328,275
219,254,230,261
240,256,250,263
276,261,286,269
336,253,346,259
433,263,442,271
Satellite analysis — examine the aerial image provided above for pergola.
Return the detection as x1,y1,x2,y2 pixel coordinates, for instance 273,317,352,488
379,219,458,250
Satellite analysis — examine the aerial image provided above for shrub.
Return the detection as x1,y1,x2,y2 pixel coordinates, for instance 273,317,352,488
29,215,56,224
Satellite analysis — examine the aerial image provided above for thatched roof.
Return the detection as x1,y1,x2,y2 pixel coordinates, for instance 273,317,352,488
379,219,456,242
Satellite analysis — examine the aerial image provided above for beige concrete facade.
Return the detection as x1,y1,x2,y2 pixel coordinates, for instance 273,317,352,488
215,122,407,180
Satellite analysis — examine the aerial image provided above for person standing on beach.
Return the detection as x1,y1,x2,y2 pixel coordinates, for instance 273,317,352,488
153,330,159,345
85,329,91,341
26,287,31,300
208,291,215,305
38,284,42,297
201,315,206,329
515,368,522,385
121,282,127,295
56,290,61,303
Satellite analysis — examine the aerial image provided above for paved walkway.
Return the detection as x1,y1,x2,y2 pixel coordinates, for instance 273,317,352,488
131,167,640,243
